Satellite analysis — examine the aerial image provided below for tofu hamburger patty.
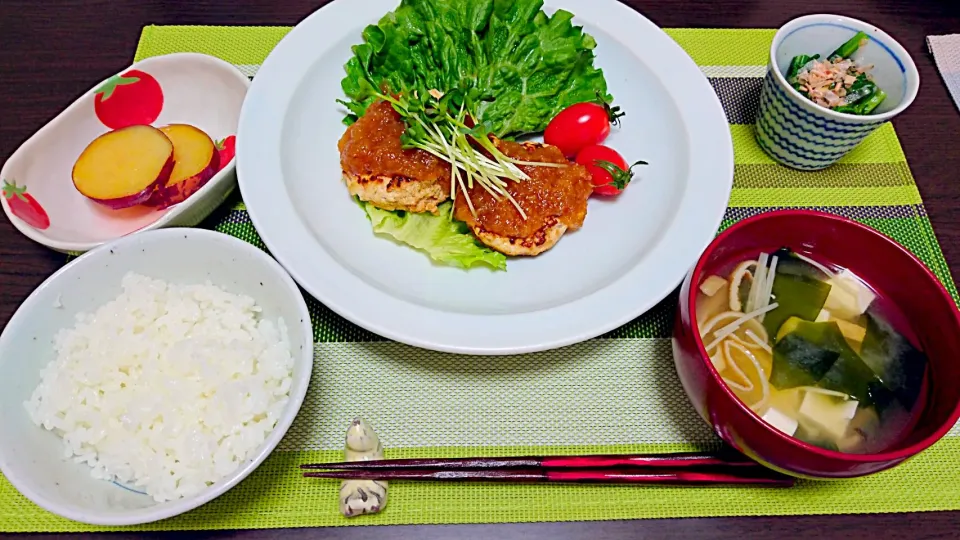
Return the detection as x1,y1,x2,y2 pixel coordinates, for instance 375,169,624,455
453,138,593,257
338,100,450,214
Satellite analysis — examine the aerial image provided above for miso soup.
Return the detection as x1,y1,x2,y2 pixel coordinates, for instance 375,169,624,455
696,247,928,454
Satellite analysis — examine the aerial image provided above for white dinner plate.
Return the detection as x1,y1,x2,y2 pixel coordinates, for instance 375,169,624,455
237,0,734,355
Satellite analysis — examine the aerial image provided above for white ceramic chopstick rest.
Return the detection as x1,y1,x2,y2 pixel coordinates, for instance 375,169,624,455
339,417,388,517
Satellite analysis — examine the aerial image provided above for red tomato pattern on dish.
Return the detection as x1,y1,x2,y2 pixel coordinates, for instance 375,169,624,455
3,179,50,230
94,69,163,130
215,136,236,172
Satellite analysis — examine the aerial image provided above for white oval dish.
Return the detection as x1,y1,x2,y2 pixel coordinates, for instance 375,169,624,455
1,53,250,254
237,0,734,355
0,228,313,525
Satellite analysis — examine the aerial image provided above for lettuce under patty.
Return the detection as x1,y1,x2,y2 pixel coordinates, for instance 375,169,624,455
361,200,507,271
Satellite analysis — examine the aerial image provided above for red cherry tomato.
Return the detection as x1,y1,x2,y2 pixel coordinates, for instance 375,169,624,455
575,145,647,196
544,95,624,157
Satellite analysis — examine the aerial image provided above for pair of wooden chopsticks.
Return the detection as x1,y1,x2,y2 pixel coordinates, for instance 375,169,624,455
301,451,795,487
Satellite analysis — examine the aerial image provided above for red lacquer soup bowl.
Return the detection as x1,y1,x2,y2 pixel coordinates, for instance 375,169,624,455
672,210,960,478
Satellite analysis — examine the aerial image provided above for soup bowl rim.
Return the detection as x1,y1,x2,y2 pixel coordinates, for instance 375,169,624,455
686,208,960,462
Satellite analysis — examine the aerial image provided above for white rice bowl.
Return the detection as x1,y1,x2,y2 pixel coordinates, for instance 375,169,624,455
0,228,313,526
24,272,295,503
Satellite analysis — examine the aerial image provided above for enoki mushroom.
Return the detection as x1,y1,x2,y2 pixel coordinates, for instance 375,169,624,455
700,311,769,348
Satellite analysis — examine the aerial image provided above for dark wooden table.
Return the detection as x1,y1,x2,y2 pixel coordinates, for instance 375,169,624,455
2,0,960,538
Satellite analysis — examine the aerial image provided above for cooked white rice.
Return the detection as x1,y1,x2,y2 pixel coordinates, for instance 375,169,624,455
24,272,294,502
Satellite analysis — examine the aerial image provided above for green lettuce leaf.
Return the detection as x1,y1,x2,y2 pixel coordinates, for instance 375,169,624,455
340,0,609,137
360,200,507,271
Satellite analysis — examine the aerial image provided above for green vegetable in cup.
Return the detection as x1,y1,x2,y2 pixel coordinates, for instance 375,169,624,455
785,31,886,115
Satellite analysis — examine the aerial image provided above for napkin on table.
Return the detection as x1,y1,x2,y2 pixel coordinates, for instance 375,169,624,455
927,34,960,111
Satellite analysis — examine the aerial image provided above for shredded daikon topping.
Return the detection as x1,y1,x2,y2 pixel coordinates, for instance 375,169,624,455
792,252,867,298
699,311,741,339
793,251,836,279
729,332,762,350
758,255,779,321
745,329,772,353
745,253,769,313
705,302,780,351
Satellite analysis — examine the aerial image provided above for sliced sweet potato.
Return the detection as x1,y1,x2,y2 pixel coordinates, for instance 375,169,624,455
72,125,174,209
146,124,219,208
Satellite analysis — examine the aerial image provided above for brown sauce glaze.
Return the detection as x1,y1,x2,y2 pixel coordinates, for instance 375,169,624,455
453,139,593,239
338,100,450,188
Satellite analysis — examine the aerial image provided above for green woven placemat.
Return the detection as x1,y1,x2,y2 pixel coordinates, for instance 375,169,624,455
2,25,959,532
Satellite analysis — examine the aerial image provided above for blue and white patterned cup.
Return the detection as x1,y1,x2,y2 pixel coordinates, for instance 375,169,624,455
757,14,919,170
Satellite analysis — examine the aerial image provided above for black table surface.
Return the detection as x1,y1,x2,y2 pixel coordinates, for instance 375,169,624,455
3,1,960,538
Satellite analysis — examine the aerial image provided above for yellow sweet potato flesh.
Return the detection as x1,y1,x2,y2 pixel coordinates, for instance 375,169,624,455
160,124,217,187
72,125,173,202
